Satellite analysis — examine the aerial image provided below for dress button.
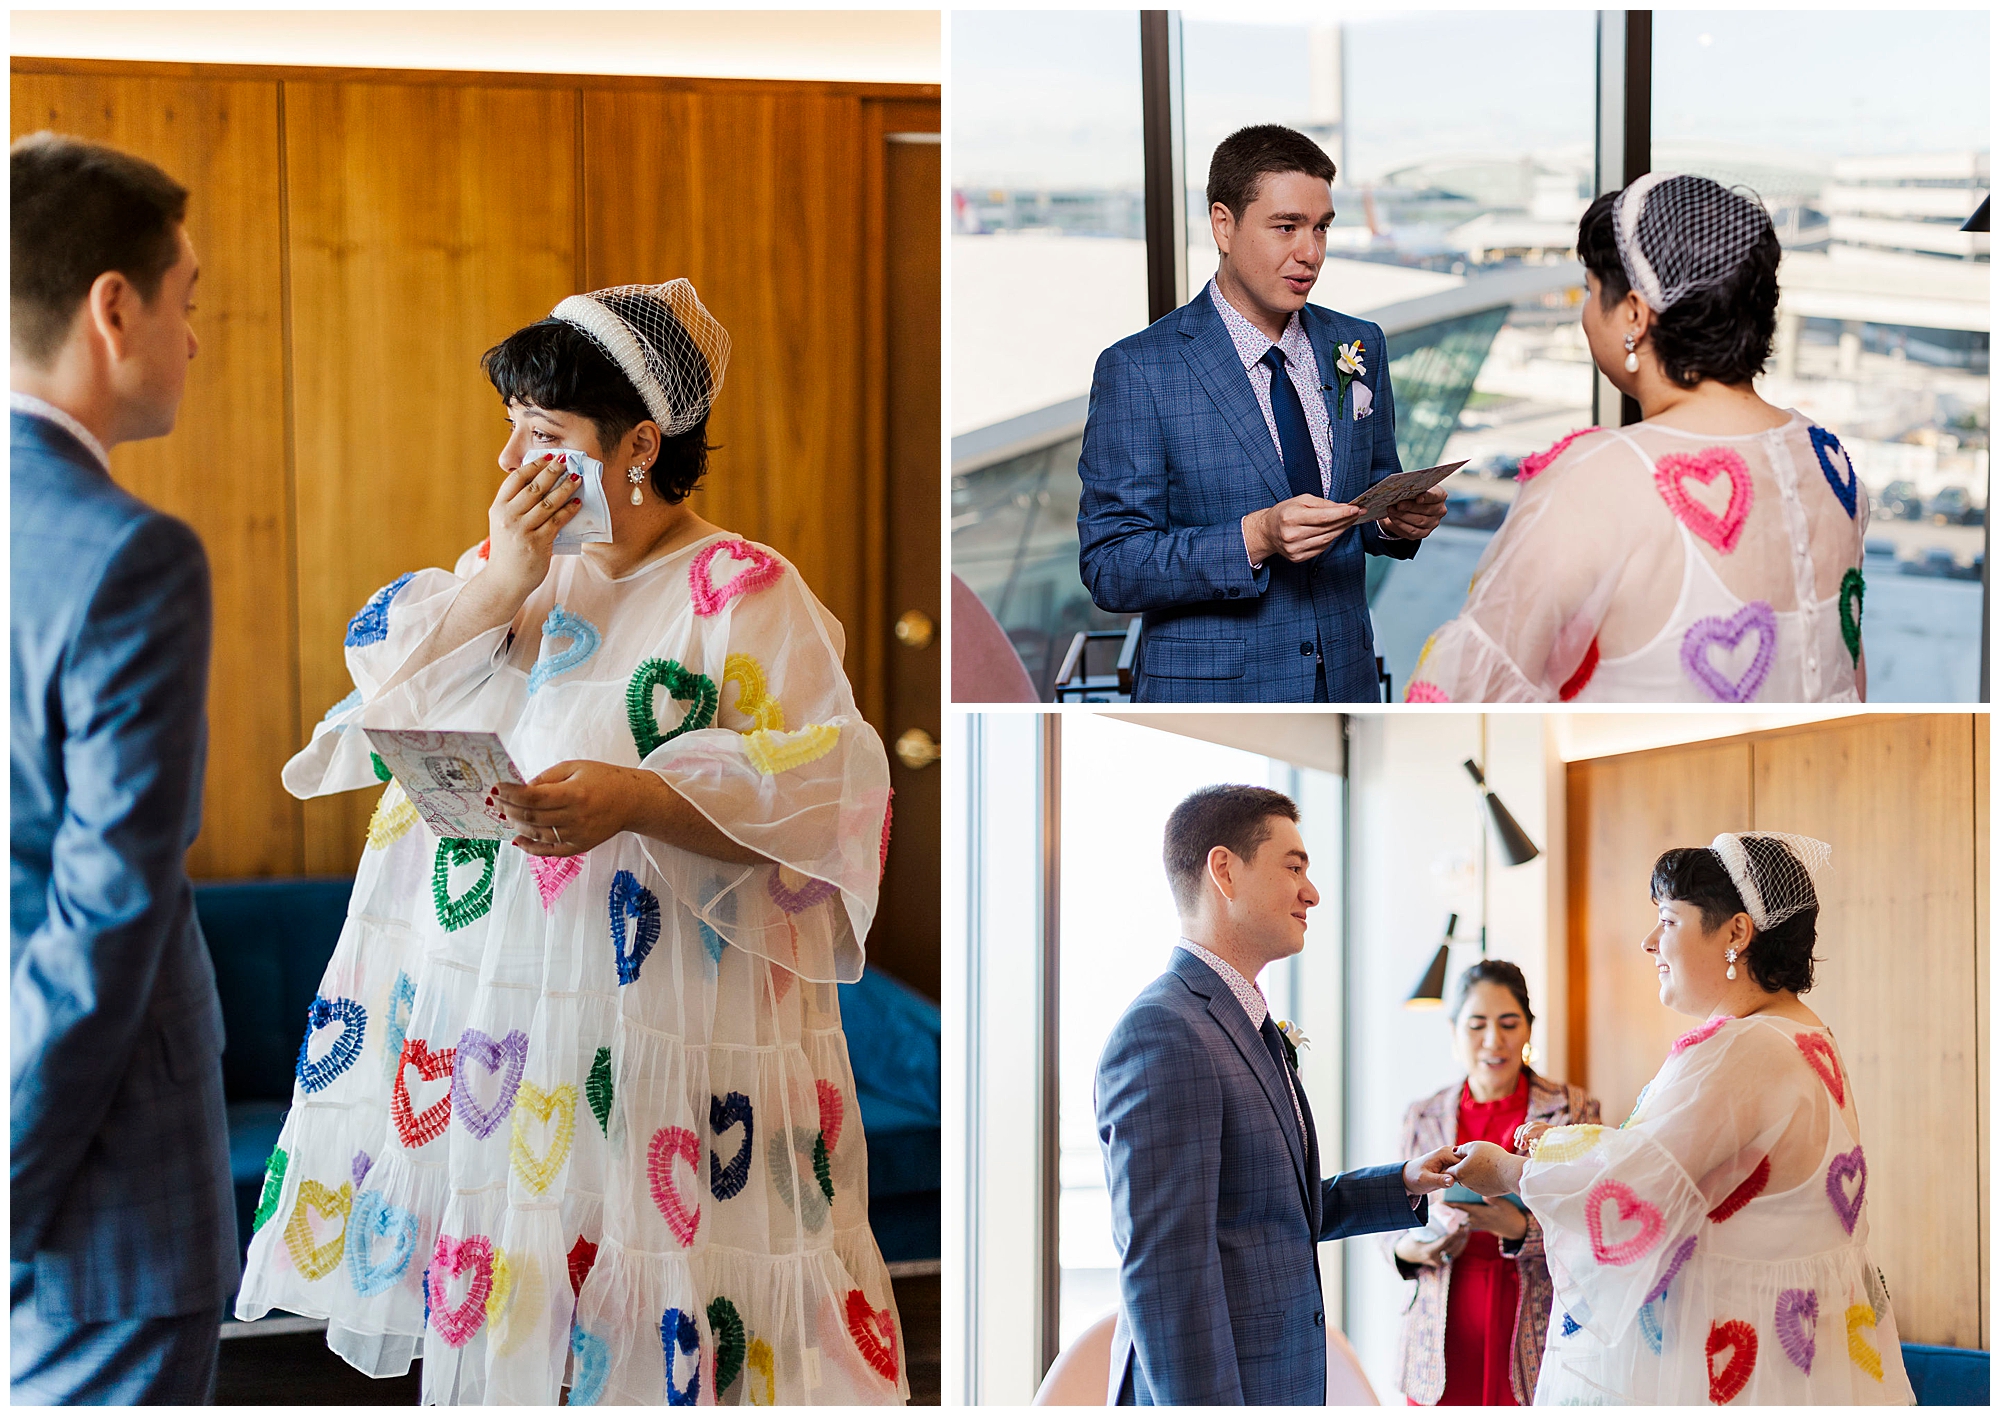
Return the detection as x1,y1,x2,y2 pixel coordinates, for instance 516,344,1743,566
1314,1311,1326,1328
1300,641,1315,656
1227,587,1241,598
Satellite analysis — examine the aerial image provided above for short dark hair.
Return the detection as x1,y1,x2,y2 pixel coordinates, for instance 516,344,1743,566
11,131,189,364
1206,124,1337,221
1162,784,1300,914
1451,958,1536,1029
1650,844,1818,995
481,317,712,504
1577,186,1782,390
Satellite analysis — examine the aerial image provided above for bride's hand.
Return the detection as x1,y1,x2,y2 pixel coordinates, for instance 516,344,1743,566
485,454,584,600
1513,1120,1555,1156
1450,1140,1527,1197
495,759,648,856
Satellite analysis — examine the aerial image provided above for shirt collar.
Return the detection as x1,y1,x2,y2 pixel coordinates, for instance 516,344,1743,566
1207,278,1314,377
10,391,111,473
1180,938,1270,1029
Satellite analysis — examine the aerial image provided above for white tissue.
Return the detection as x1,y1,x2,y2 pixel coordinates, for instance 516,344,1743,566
541,448,614,553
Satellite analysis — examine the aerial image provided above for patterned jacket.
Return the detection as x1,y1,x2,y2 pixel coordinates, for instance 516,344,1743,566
1389,1072,1599,1405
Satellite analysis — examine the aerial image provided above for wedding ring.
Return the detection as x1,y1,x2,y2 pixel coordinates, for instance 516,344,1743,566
552,825,563,846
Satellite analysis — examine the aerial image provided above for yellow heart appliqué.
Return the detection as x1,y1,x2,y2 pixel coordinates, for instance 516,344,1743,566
723,653,786,732
367,780,419,850
282,1179,353,1281
747,1336,777,1405
1532,1125,1606,1164
745,724,840,776
509,1082,578,1195
1846,1304,1883,1381
489,1250,544,1357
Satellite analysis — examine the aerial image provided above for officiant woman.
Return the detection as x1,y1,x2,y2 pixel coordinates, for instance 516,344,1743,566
1387,961,1598,1405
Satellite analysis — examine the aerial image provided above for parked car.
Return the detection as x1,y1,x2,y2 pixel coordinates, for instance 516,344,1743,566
1878,480,1925,520
1924,485,1981,525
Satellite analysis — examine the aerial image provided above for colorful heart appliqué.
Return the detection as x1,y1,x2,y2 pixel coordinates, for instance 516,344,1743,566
1776,1288,1818,1375
1707,1156,1771,1223
709,1092,755,1201
689,539,785,617
567,1235,598,1297
509,1081,577,1194
767,1125,831,1231
283,1178,353,1282
845,1289,901,1382
531,851,586,910
1560,1312,1580,1336
746,1337,777,1405
1405,680,1450,703
345,572,414,647
608,870,661,984
569,1326,610,1405
1826,1146,1867,1233
767,868,839,916
527,604,602,694
1672,1017,1730,1056
1681,601,1778,703
1518,426,1602,482
1845,1303,1883,1381
296,995,367,1094
451,1027,527,1140
1532,1125,1605,1164
744,723,840,776
817,1080,845,1153
1584,1179,1665,1265
426,1233,495,1348
626,658,718,759
366,781,420,851
1706,1318,1758,1404
1655,448,1754,553
1811,426,1859,518
1557,636,1601,702
1644,1234,1697,1305
432,837,500,931
1795,1032,1846,1106
707,1296,748,1396
1638,1300,1665,1354
722,652,786,731
381,972,415,1082
586,1046,615,1134
392,1037,456,1148
662,1306,703,1405
346,1189,418,1296
648,1126,703,1247
253,1147,288,1233
1839,568,1864,665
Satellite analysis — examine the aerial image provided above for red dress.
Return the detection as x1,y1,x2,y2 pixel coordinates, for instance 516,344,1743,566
1438,1073,1530,1406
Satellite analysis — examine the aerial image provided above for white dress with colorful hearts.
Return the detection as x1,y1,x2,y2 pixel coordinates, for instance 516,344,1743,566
233,532,909,1406
1520,1016,1912,1405
1407,413,1868,704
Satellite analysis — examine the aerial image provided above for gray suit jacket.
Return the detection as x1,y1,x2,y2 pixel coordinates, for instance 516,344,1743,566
9,409,238,1320
1095,947,1425,1404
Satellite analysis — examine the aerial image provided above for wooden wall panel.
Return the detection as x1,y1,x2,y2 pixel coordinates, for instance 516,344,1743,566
579,88,873,717
1752,715,1981,1348
10,73,301,877
284,79,580,872
1566,740,1751,1125
1977,716,1989,1349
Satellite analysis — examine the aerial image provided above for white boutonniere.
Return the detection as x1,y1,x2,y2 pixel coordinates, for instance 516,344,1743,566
1335,340,1367,421
1276,1019,1310,1068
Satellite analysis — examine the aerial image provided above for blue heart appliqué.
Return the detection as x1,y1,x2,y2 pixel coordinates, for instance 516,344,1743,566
662,1307,702,1406
570,1326,611,1405
528,604,603,694
346,1190,418,1296
345,572,414,647
381,971,415,1082
322,687,363,721
1638,1298,1665,1354
699,921,727,963
608,870,661,986
1561,1312,1581,1337
1811,426,1858,518
709,1092,755,1200
296,995,367,1093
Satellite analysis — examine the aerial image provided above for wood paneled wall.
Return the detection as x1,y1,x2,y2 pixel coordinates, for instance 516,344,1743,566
1564,715,1989,1349
12,59,938,880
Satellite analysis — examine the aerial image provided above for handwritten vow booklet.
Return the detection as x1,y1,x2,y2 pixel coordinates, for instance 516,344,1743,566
363,728,525,840
1348,459,1467,523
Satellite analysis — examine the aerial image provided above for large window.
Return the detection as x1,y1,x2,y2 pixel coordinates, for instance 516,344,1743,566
1653,11,1989,701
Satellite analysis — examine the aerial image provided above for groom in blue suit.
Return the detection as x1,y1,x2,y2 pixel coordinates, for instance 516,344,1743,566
1096,785,1456,1404
1078,124,1447,702
11,133,236,1402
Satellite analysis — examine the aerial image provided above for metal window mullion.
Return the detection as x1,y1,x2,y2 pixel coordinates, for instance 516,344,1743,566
1036,714,1063,1383
1594,9,1652,428
1140,10,1189,324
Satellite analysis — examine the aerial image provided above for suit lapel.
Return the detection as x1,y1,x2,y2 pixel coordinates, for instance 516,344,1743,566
1295,1072,1323,1236
1171,951,1311,1210
1176,296,1294,506
1304,309,1359,499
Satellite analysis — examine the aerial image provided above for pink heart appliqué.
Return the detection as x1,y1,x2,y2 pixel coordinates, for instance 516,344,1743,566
1655,448,1754,553
1585,1179,1665,1265
426,1233,495,1348
530,851,586,910
689,539,785,617
817,1079,845,1152
1672,1016,1730,1056
648,1126,702,1247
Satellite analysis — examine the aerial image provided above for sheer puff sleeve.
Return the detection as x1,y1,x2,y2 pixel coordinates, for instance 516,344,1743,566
638,542,891,986
1517,1019,1813,1345
1406,429,1640,703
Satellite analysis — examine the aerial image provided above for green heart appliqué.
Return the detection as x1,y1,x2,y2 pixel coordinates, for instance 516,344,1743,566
1839,567,1864,665
253,1147,288,1232
586,1045,615,1135
707,1295,748,1395
432,837,499,931
626,658,718,759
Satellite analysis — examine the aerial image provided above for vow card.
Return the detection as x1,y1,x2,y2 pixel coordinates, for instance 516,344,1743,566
363,728,526,840
1348,460,1468,524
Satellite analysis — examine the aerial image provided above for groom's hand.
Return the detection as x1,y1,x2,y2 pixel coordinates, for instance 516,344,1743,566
1378,487,1448,541
1403,1144,1458,1195
1242,496,1363,565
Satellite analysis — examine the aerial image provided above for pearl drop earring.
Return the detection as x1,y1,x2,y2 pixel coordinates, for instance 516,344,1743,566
1624,334,1639,374
627,462,649,506
1725,947,1739,981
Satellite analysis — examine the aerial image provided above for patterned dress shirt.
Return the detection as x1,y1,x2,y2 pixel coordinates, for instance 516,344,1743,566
1207,280,1334,498
1179,938,1307,1144
9,391,110,472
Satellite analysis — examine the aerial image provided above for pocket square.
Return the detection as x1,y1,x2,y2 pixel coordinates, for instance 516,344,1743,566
1352,382,1374,420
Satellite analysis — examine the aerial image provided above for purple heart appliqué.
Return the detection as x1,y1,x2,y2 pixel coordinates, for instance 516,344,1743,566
768,868,839,915
1644,1233,1697,1306
1775,1287,1818,1374
1826,1146,1866,1234
451,1027,528,1139
352,1150,374,1187
1681,601,1778,703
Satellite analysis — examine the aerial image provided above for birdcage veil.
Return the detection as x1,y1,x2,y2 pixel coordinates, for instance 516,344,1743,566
1708,832,1830,931
549,279,730,435
1613,172,1776,312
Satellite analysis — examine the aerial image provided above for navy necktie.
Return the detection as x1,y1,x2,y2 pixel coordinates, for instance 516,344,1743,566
1260,345,1323,501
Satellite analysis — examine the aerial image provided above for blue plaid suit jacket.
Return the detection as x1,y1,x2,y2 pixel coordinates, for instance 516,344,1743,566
1096,948,1424,1405
1077,293,1419,702
10,411,238,1321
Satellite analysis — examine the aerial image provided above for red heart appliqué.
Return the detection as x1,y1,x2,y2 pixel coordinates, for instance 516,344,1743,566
1706,1318,1758,1404
845,1288,900,1382
817,1079,845,1153
567,1234,598,1297
391,1038,456,1149
1795,1033,1845,1106
1706,1155,1770,1223
1557,636,1600,702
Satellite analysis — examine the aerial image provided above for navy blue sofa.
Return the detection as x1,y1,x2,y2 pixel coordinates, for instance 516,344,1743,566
1903,1342,1989,1406
195,877,940,1266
